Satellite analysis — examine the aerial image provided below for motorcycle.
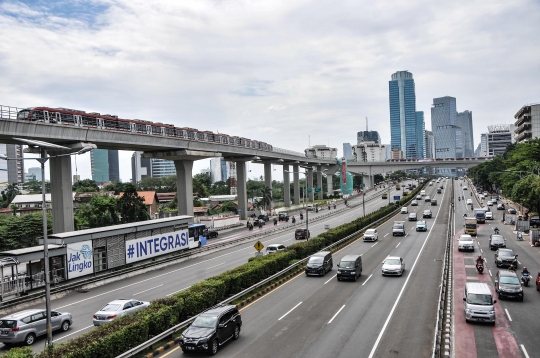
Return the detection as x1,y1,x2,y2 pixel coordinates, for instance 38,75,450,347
458,197,461,201
517,232,523,241
273,218,278,226
521,272,531,287
292,217,296,224
494,228,500,235
476,261,484,274
300,213,304,220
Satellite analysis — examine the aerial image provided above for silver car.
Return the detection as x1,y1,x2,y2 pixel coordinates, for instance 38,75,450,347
0,309,72,346
93,299,150,326
382,256,405,276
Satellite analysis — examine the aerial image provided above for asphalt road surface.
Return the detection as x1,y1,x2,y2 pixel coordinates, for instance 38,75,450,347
0,181,415,354
163,180,449,358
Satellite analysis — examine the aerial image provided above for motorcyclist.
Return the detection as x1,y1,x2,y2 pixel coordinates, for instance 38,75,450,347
458,197,461,201
273,218,278,225
494,227,500,235
300,213,303,220
517,231,523,240
463,213,467,218
475,255,484,266
462,195,464,200
522,266,530,276
292,216,296,224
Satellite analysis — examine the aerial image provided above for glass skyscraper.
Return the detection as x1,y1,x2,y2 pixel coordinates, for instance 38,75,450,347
416,111,425,159
357,131,381,144
91,149,120,184
431,96,459,159
457,110,474,157
389,71,418,158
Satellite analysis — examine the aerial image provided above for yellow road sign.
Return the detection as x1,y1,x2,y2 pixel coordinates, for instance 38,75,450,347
254,241,264,252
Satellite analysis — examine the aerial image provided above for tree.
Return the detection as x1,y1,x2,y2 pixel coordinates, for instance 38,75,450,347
0,182,21,208
74,194,119,229
22,180,51,194
209,181,230,195
72,179,99,193
193,176,209,198
374,174,385,185
262,186,273,210
103,181,128,195
220,201,237,214
137,175,177,193
0,212,52,251
194,173,211,189
117,184,150,223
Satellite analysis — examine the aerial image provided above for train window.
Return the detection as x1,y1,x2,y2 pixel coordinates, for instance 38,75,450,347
17,109,31,120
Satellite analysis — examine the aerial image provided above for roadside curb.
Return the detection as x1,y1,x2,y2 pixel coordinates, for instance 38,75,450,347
145,337,181,358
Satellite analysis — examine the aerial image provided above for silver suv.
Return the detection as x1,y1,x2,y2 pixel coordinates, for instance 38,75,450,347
0,309,72,346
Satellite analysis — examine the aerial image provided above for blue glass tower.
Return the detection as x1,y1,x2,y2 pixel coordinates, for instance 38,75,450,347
389,71,418,158
91,149,120,184
416,111,425,158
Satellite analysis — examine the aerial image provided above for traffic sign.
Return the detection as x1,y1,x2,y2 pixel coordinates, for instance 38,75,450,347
307,188,313,193
254,241,264,252
315,187,322,193
394,196,400,200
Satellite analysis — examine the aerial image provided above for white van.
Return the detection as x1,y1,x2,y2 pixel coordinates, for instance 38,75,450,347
420,190,426,197
463,282,496,324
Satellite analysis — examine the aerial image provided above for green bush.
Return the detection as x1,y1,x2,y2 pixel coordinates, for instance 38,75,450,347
2,347,33,358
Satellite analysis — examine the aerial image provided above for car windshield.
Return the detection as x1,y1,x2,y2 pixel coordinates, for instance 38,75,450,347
309,257,324,264
492,237,504,243
467,293,492,305
385,259,401,265
340,261,355,269
267,247,276,251
500,250,514,257
0,320,17,328
500,276,520,285
424,211,430,214
460,237,473,242
366,230,375,234
100,304,121,312
192,315,218,328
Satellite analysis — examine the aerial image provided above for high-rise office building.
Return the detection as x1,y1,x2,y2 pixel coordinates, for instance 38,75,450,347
514,103,540,143
151,159,176,178
27,167,42,182
131,151,151,184
342,143,354,160
431,96,461,159
476,133,488,157
416,111,425,159
389,71,418,158
0,144,24,185
457,110,474,157
357,131,381,145
352,142,386,162
487,124,515,156
209,158,229,184
91,149,120,184
424,130,435,158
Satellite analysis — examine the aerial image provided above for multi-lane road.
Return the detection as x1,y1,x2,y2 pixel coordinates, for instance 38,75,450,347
0,182,412,354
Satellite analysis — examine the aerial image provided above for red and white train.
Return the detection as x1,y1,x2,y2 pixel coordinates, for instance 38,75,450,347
16,107,273,152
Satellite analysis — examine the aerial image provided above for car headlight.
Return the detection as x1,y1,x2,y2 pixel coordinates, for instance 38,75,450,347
337,270,341,274
465,309,472,314
351,271,355,274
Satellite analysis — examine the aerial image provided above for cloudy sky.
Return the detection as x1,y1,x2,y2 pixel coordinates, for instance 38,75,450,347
1,0,539,182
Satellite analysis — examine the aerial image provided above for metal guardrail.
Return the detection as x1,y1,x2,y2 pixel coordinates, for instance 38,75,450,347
0,105,20,120
116,195,408,358
432,180,454,357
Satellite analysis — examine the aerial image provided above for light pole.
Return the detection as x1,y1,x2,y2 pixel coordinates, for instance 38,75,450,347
1,139,94,347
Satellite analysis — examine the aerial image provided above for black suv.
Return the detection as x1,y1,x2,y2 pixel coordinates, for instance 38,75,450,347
258,214,269,222
495,248,516,268
295,228,310,240
179,305,242,355
278,213,289,221
495,270,523,301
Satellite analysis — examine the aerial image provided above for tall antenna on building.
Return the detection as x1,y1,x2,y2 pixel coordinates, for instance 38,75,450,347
366,117,368,131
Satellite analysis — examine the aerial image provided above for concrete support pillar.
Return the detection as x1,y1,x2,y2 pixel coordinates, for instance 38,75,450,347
236,161,247,220
293,164,300,205
283,164,291,207
264,163,272,209
50,155,74,233
307,167,314,202
174,160,194,217
317,165,323,200
327,174,333,196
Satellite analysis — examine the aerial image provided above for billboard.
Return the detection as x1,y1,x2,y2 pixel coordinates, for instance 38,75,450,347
125,229,190,264
67,240,93,279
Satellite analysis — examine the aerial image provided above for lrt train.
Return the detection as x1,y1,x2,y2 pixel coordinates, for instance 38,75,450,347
16,107,273,151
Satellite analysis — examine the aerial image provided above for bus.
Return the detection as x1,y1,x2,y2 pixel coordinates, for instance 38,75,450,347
188,223,209,248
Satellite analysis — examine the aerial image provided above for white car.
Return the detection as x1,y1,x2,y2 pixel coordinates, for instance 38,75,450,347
411,200,418,206
458,235,475,252
485,211,493,220
381,256,405,276
466,199,473,205
93,299,150,326
363,229,378,242
487,200,493,206
266,244,286,254
400,207,408,214
463,187,468,190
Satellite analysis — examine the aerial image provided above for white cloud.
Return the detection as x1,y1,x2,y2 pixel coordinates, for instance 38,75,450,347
1,0,539,182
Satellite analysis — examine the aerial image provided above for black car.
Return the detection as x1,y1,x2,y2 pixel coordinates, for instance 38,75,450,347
423,210,432,218
258,214,269,222
278,213,289,221
206,229,218,239
252,219,266,226
508,208,517,214
295,228,310,240
495,270,523,301
530,216,540,228
179,305,242,355
490,235,506,250
495,248,516,268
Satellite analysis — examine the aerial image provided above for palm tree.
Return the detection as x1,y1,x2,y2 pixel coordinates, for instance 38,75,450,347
262,186,273,210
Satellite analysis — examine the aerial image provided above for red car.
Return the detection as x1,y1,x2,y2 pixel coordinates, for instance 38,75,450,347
537,271,540,291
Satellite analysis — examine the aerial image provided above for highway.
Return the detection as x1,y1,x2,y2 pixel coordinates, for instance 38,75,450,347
162,180,449,357
452,179,539,358
0,181,413,354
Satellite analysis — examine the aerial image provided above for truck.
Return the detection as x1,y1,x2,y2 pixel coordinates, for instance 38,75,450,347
474,207,487,224
382,193,388,199
396,184,401,190
392,221,405,236
464,217,477,236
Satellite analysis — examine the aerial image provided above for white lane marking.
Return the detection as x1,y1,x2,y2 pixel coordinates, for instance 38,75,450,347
521,344,531,358
384,233,388,237
278,302,302,321
206,262,226,270
396,242,401,248
53,325,94,342
505,308,512,321
488,270,492,277
324,274,337,284
362,274,372,286
371,242,378,248
133,284,163,296
327,305,346,324
166,286,190,296
367,198,442,358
